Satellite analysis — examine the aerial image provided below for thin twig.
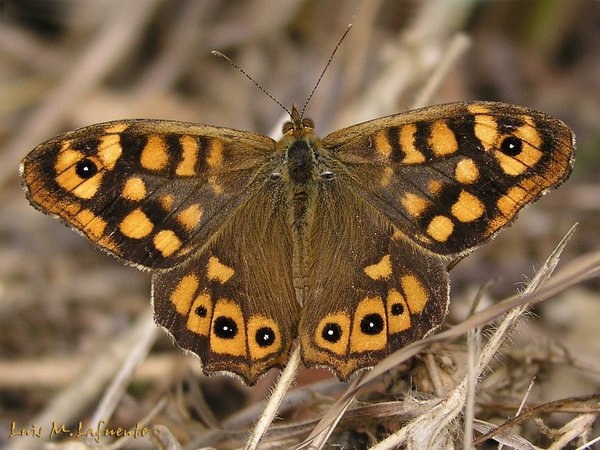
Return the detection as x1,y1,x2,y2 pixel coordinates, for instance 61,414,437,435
88,314,159,435
5,309,156,450
244,345,301,450
410,33,471,109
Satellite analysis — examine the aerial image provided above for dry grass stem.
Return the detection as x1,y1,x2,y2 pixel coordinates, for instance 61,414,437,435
6,310,155,450
88,315,159,433
244,346,301,450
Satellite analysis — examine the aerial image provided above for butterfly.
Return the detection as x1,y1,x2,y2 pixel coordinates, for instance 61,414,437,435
21,101,574,385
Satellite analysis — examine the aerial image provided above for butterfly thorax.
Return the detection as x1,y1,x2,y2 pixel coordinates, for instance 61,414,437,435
284,135,319,183
276,107,329,305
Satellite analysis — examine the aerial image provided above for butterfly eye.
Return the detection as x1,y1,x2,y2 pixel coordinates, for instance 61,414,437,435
282,122,294,134
302,118,314,129
321,322,342,343
360,314,385,335
320,171,335,180
500,136,523,156
255,327,276,347
75,158,98,179
213,316,238,339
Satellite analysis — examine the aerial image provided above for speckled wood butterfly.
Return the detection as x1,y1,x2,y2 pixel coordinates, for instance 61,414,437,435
21,101,574,385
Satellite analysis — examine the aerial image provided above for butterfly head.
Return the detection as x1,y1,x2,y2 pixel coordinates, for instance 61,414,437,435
282,105,315,136
274,106,332,185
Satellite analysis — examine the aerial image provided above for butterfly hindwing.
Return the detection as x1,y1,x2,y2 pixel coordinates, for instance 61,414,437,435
21,120,276,269
298,177,448,380
152,180,299,385
325,101,574,256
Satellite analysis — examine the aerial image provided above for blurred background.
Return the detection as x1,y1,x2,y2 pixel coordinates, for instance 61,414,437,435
1,0,599,449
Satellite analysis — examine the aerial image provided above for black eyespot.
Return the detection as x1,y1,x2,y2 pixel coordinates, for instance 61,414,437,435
195,305,207,318
255,327,276,348
269,172,282,180
213,316,237,339
390,303,404,316
500,136,523,156
75,158,98,179
320,171,335,180
360,314,384,335
322,323,342,343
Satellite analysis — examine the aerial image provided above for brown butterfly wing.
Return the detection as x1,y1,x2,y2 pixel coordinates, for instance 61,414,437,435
324,101,575,256
152,179,299,385
299,101,573,379
298,173,448,380
21,120,276,270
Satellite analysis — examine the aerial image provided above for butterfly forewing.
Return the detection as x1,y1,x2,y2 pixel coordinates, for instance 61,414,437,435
21,120,276,269
325,102,574,256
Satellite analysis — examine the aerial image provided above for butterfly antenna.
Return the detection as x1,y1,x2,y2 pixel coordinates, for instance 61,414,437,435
211,51,291,116
300,23,353,119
